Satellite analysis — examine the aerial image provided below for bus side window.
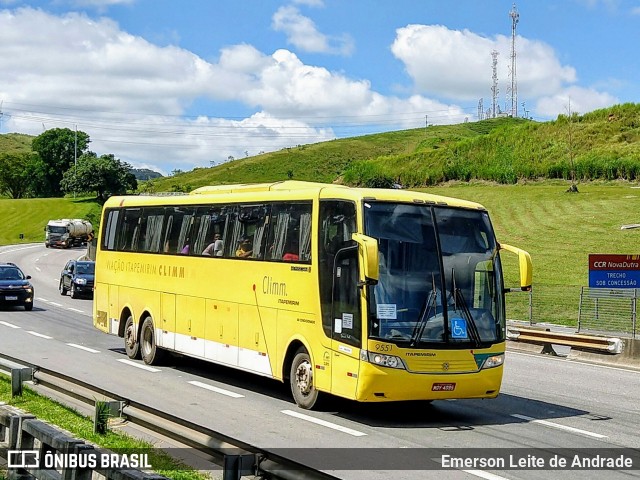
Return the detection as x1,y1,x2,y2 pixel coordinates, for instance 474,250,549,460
265,203,311,262
164,207,195,255
117,208,142,251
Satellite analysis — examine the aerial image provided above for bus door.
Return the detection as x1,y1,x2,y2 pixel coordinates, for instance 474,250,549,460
318,199,360,398
330,245,362,399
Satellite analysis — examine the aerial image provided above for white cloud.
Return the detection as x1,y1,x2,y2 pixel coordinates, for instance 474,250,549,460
271,5,353,56
391,24,578,105
0,7,452,174
535,86,619,118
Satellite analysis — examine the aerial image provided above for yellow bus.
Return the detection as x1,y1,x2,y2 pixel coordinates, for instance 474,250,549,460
93,181,532,409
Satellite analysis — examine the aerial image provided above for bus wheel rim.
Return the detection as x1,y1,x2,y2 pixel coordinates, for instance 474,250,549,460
295,360,313,395
143,327,153,355
125,324,135,348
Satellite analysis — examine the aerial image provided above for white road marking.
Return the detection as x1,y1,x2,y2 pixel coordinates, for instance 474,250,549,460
281,409,367,437
188,380,244,398
67,308,84,313
27,331,53,339
511,414,607,439
0,245,40,255
433,456,513,480
463,471,510,480
35,266,41,272
117,359,161,372
67,343,100,353
0,321,20,329
48,302,63,307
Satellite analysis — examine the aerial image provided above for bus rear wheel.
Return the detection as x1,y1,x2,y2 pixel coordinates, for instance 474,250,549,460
290,348,320,409
140,317,164,365
124,316,140,359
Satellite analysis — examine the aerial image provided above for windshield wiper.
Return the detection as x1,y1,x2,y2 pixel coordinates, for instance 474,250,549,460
450,269,481,347
409,274,438,347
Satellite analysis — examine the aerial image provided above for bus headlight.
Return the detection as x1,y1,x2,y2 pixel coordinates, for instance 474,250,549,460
482,354,504,369
360,350,406,370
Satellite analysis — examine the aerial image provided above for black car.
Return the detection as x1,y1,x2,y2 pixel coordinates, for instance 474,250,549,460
0,262,34,311
59,260,95,299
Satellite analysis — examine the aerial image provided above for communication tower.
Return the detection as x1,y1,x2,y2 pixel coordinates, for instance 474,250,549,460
478,98,484,120
491,50,499,118
507,3,519,117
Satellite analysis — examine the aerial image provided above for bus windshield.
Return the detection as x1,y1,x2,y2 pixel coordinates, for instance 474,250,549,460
364,202,504,347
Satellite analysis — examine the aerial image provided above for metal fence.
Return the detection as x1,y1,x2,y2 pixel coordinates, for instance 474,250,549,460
505,285,639,338
578,287,638,337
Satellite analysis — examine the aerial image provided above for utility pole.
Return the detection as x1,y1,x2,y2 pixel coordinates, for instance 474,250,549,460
74,125,77,199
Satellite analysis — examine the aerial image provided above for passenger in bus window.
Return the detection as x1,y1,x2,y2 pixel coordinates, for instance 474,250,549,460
202,234,223,256
282,237,300,262
236,237,253,258
180,238,191,254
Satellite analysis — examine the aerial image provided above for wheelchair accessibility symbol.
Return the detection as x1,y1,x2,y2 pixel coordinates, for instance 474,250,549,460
450,317,468,339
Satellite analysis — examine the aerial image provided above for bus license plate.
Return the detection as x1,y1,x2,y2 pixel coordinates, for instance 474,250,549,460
432,383,456,392
5,296,18,301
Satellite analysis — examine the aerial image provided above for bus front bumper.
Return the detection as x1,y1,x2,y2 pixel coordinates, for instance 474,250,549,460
355,362,504,402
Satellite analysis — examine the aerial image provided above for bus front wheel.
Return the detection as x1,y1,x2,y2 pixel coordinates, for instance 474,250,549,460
290,348,320,409
124,316,140,359
140,317,164,365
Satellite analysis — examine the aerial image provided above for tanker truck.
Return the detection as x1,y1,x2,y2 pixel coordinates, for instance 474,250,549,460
44,219,93,248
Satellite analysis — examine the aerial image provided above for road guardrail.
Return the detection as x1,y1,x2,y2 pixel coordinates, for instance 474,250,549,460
0,354,339,480
507,326,623,354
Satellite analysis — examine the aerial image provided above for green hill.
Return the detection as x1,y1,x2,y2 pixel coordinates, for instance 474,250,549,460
141,103,640,192
0,133,33,153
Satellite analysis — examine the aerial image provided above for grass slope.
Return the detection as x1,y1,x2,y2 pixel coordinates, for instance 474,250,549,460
0,133,32,153
0,197,102,245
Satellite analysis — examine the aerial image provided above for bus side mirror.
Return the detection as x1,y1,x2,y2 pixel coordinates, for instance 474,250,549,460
500,243,532,291
351,233,379,284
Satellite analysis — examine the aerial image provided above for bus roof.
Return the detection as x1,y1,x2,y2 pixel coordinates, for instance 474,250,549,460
106,181,486,211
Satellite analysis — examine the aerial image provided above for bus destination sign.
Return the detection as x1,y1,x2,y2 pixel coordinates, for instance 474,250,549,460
588,254,640,288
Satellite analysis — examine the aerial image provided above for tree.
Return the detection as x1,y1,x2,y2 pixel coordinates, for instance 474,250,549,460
31,128,90,197
60,153,137,204
0,152,39,198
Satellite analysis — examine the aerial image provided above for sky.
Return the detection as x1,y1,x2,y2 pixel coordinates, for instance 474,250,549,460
0,0,637,176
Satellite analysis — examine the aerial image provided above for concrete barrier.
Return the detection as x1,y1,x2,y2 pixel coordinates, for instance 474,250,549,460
566,337,640,369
